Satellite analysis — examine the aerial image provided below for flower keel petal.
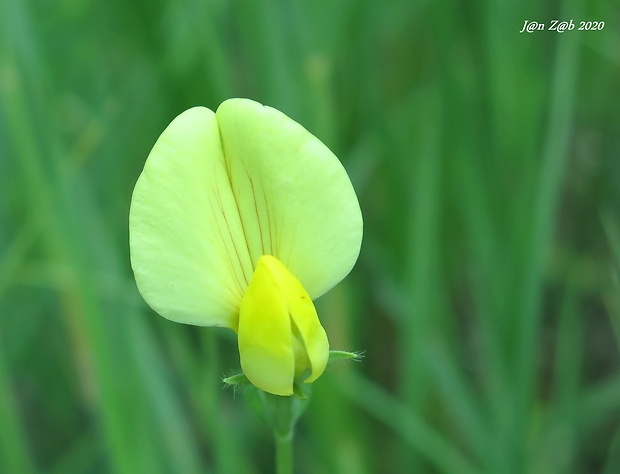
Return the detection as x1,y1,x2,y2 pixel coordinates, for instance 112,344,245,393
238,255,329,396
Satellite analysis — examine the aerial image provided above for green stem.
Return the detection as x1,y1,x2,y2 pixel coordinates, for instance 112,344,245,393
261,393,298,474
275,431,293,474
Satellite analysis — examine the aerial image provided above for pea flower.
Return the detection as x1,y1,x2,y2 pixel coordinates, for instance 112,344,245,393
129,98,362,396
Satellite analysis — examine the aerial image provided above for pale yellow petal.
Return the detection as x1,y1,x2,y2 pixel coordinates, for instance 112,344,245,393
129,107,253,328
215,98,363,299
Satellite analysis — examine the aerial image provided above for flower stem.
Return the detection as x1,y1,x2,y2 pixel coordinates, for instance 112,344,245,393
275,430,293,474
261,393,297,474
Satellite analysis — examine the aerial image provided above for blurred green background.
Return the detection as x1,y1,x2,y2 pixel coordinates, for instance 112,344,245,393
1,0,619,473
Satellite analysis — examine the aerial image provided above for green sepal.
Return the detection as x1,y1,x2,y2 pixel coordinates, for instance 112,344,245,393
328,350,364,364
293,381,308,400
259,391,307,437
222,372,251,387
238,381,312,435
243,385,268,424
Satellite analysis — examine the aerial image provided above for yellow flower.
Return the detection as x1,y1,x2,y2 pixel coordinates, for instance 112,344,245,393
129,98,362,396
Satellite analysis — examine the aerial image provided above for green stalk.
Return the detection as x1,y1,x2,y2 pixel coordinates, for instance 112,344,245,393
272,395,295,474
275,431,293,474
261,393,298,474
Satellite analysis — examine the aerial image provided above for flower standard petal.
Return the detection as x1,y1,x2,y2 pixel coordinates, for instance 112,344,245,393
129,107,253,328
215,98,363,299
